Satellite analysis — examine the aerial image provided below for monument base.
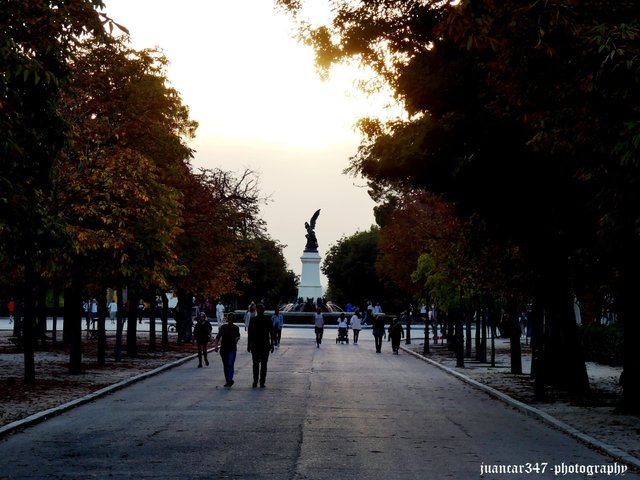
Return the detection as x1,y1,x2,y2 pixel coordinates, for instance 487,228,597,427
298,250,323,301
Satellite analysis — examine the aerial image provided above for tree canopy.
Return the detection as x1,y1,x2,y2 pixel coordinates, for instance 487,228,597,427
1,4,296,379
278,0,640,411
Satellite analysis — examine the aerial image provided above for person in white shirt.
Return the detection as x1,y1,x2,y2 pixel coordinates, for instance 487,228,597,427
216,301,225,329
350,309,362,344
313,307,324,348
90,299,98,329
243,302,256,332
108,300,117,324
337,313,348,343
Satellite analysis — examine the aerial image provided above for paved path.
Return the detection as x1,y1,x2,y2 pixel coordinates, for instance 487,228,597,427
0,329,636,479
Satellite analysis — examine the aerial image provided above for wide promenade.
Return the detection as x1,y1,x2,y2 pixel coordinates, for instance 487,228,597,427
0,327,636,479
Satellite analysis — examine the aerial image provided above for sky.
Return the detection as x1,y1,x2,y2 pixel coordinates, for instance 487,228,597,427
102,0,400,287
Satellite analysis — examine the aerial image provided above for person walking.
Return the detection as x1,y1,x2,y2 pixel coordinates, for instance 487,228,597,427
216,300,225,330
388,317,405,354
83,299,91,331
372,314,386,353
350,309,362,344
108,299,117,324
193,312,212,368
243,301,256,332
271,306,284,347
214,312,240,387
247,304,275,388
137,299,145,324
313,307,324,348
90,299,98,329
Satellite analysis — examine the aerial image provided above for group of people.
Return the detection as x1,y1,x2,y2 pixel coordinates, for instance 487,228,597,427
195,302,408,389
195,302,280,389
314,306,405,354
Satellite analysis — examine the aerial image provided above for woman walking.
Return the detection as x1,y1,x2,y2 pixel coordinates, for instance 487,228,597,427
350,309,362,344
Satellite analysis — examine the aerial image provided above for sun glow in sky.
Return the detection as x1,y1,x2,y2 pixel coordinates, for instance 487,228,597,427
103,0,401,288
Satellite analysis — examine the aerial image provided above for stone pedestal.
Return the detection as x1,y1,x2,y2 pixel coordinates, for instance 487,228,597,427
298,250,323,301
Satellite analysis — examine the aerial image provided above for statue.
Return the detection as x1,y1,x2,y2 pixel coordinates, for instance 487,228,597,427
304,209,321,252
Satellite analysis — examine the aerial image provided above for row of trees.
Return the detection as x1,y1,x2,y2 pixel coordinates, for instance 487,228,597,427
281,0,640,413
1,1,296,380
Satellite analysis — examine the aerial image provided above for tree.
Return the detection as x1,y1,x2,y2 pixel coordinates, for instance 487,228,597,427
52,36,196,365
174,168,266,301
235,236,298,309
1,0,108,381
277,0,639,403
322,228,398,311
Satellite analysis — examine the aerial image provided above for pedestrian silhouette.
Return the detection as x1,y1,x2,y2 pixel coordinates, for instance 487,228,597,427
247,304,275,388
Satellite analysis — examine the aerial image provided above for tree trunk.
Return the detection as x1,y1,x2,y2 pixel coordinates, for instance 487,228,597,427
12,293,22,338
508,297,522,375
479,308,487,363
126,290,138,357
114,284,124,362
529,299,546,401
177,290,193,344
36,288,47,348
465,310,472,358
615,264,640,414
97,285,107,366
52,288,59,345
423,315,430,355
545,284,590,402
65,278,83,375
489,309,496,367
454,308,464,368
161,292,169,350
21,288,36,383
474,309,481,361
148,290,156,353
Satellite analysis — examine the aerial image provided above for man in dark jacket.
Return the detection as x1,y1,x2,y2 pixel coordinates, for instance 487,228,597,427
247,303,275,388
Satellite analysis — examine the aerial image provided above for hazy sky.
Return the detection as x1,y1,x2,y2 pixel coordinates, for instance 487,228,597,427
102,0,399,286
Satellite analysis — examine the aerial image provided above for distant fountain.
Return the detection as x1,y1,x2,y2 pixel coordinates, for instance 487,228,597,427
280,298,344,313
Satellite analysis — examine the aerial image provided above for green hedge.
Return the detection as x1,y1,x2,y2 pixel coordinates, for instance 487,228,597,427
578,325,624,367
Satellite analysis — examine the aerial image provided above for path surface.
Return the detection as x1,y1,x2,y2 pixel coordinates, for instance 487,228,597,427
0,328,636,479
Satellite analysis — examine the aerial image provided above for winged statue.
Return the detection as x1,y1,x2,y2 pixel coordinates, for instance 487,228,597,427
304,209,321,252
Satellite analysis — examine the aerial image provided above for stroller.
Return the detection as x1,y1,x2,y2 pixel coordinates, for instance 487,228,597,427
336,327,349,344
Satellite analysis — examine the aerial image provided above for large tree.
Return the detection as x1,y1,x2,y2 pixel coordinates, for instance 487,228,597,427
1,0,109,381
322,228,403,312
276,0,640,407
235,235,298,309
52,37,195,365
